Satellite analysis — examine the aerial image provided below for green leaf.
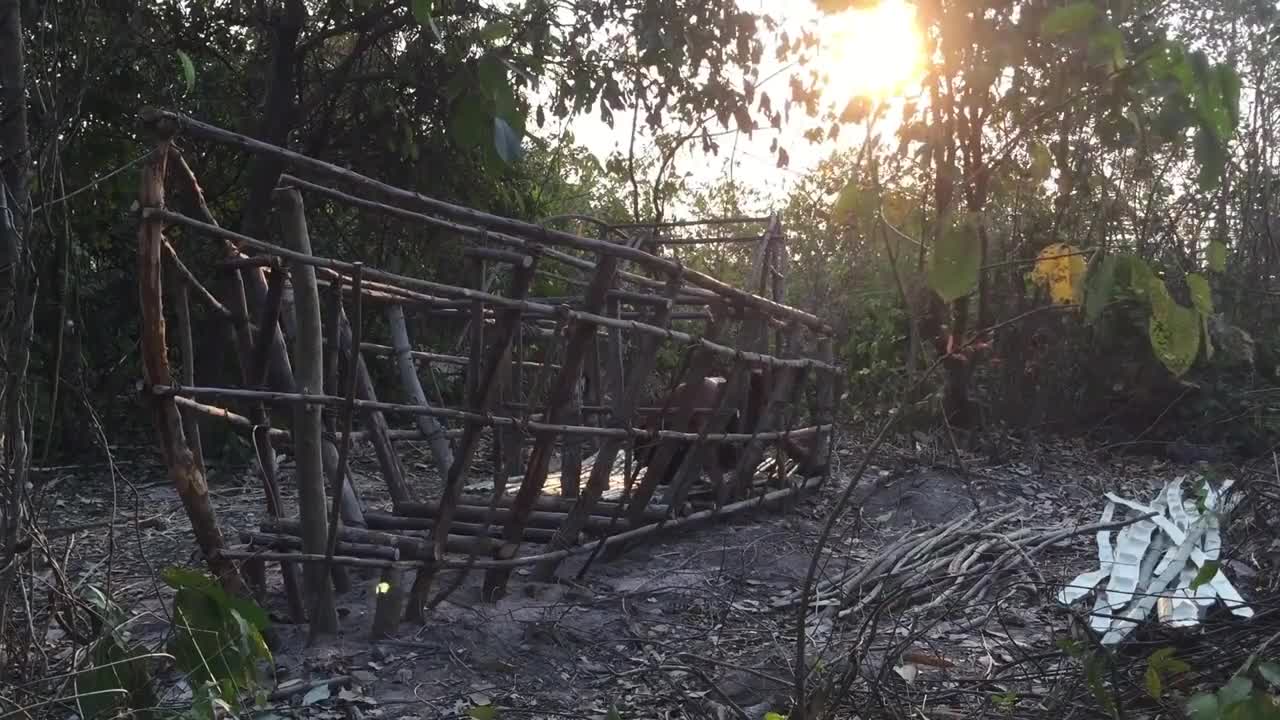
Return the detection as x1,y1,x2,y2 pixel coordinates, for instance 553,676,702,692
764,713,788,720
1148,294,1201,377
1220,676,1255,707
1208,241,1227,272
1258,662,1280,688
468,705,498,720
1146,666,1164,700
176,50,196,94
1188,273,1213,315
605,707,623,720
1085,254,1118,323
1190,560,1220,590
1217,65,1243,129
1041,3,1099,36
928,213,981,302
1188,693,1221,720
493,116,523,164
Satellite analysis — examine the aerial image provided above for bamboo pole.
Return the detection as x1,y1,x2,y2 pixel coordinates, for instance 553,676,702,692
136,140,240,592
276,187,339,636
483,254,619,599
731,332,806,501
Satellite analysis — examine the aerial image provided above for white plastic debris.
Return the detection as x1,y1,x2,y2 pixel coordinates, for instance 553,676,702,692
1057,476,1252,645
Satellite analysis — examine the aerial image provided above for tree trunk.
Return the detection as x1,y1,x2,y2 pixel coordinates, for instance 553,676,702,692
275,188,338,638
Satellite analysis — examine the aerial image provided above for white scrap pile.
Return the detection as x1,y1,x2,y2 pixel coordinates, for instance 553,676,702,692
1057,477,1253,645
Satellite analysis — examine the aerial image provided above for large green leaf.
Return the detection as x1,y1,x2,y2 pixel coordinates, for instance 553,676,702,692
1148,297,1201,377
1187,693,1220,720
412,0,433,26
928,213,981,302
1041,3,1099,36
1187,273,1213,315
833,179,875,223
176,50,196,94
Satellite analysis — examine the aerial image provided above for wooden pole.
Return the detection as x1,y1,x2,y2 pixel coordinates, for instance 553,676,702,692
386,303,454,476
483,254,619,599
275,187,338,637
136,140,240,591
167,268,205,475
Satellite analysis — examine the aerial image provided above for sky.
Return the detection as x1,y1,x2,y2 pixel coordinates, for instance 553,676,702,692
531,0,927,212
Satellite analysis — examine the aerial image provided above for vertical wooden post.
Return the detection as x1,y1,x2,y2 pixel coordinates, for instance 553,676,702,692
137,141,240,592
560,374,583,499
533,271,683,581
811,336,835,478
482,254,619,599
387,303,454,477
334,304,414,509
275,188,338,638
370,565,406,641
604,295,625,405
501,323,523,481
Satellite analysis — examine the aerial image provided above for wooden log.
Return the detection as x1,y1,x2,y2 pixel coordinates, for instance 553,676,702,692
276,187,338,636
389,504,623,535
534,271,683,581
215,549,399,570
266,517,513,554
219,475,820,574
560,375,583,499
809,336,835,478
386,303,454,476
483,254,619,599
452,492,670,519
136,141,239,592
251,427,306,622
242,531,399,560
162,240,231,319
501,322,524,480
604,295,624,405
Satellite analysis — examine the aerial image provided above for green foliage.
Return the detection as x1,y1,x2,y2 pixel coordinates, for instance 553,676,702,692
1148,297,1201,378
74,588,158,719
1146,647,1191,700
175,50,195,95
928,213,981,302
1085,254,1119,324
1189,274,1214,315
163,567,272,715
1190,560,1221,590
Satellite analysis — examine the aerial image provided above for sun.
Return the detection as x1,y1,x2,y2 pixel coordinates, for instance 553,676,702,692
817,0,925,104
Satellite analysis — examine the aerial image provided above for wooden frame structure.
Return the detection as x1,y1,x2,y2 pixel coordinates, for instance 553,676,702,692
135,108,839,639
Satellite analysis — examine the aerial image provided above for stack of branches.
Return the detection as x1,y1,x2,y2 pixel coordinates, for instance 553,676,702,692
784,507,1148,626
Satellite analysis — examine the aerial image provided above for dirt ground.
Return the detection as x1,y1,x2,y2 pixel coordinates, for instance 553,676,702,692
18,428,1263,720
